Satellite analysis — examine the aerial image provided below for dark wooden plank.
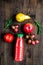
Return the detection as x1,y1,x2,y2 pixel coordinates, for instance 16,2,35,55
1,0,26,65
0,0,43,65
1,1,14,65
39,4,43,65
32,3,43,65
0,1,6,65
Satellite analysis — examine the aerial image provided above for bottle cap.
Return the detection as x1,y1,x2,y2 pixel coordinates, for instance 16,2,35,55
17,34,24,37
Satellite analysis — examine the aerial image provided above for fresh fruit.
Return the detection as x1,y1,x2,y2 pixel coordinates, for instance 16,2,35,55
11,25,15,29
26,35,29,39
16,13,31,22
28,39,32,44
14,28,18,32
23,23,34,33
4,33,14,43
15,25,19,28
11,25,19,33
31,34,35,39
32,41,35,45
35,40,39,44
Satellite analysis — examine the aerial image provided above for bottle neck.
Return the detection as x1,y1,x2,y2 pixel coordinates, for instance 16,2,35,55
17,34,24,37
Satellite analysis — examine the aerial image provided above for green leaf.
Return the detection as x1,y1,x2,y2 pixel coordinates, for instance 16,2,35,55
4,18,12,30
34,20,42,35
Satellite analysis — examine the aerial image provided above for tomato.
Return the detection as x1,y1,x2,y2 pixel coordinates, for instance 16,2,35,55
4,33,14,43
23,23,34,33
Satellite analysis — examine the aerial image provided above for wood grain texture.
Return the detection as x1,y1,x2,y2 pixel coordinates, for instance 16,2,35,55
32,3,43,65
0,0,43,65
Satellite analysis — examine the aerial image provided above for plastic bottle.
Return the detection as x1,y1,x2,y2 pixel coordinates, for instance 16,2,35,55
14,34,24,62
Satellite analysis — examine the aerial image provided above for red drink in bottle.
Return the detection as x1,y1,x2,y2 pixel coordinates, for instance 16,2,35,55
14,34,24,61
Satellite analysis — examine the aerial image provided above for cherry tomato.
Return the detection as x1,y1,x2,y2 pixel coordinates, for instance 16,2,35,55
4,33,14,43
23,23,34,33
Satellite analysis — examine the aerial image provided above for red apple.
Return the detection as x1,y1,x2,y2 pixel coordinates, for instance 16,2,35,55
4,33,14,43
23,23,34,34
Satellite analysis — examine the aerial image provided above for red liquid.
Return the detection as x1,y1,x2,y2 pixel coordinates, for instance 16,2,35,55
14,34,24,61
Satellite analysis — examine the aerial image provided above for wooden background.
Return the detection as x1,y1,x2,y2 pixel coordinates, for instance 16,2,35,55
0,0,43,65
